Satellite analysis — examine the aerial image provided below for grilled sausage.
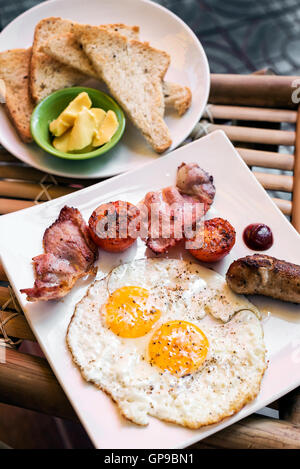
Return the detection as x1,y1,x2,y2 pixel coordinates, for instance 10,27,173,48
226,254,300,304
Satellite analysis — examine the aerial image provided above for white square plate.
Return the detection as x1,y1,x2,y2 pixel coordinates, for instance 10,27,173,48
1,130,300,449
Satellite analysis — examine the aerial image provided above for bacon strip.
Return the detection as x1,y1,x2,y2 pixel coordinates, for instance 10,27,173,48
176,162,215,210
21,206,98,301
142,190,180,253
143,163,215,254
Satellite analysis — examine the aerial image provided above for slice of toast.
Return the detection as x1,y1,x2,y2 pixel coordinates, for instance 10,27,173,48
0,48,34,142
30,17,87,102
163,81,192,116
42,28,192,116
43,32,97,78
75,25,172,153
42,24,140,80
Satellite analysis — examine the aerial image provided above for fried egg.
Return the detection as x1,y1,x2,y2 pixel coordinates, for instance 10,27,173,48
67,258,266,428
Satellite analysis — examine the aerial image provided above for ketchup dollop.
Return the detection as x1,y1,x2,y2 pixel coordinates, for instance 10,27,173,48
243,224,273,251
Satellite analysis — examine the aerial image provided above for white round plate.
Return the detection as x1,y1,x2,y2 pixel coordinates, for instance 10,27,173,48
0,0,210,178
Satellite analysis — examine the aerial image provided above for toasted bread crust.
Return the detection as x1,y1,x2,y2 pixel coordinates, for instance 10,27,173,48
42,33,98,79
40,22,191,118
75,24,172,152
163,82,192,116
41,24,141,80
30,17,86,102
0,48,33,142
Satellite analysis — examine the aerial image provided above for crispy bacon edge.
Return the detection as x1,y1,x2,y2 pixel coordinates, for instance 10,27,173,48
20,206,98,302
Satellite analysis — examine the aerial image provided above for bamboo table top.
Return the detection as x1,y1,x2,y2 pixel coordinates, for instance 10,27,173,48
1,73,300,449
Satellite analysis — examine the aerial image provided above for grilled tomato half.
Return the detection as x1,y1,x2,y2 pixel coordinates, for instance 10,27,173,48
187,217,236,262
88,201,140,252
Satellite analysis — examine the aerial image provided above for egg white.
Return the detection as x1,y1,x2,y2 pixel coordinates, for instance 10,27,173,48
107,258,261,323
67,258,266,428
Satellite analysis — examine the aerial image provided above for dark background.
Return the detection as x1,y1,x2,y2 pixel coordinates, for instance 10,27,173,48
1,0,300,74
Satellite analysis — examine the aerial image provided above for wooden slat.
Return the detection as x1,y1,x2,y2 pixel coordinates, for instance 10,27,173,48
0,163,97,186
0,287,35,341
0,310,36,341
272,197,292,215
0,152,18,162
252,68,275,76
237,148,294,171
0,180,76,201
207,123,295,146
195,414,300,449
292,107,300,232
0,347,77,420
0,263,7,281
1,346,298,449
0,198,37,214
205,104,297,123
0,164,59,183
253,172,293,192
0,286,12,306
210,74,299,109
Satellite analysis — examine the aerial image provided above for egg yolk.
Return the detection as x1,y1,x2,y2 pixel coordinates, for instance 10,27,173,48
148,321,209,377
105,286,161,338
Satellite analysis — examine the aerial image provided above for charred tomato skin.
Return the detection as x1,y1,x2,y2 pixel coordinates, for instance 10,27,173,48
88,201,140,253
188,217,236,263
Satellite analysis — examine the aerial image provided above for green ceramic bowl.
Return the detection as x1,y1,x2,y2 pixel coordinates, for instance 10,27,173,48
31,87,126,160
